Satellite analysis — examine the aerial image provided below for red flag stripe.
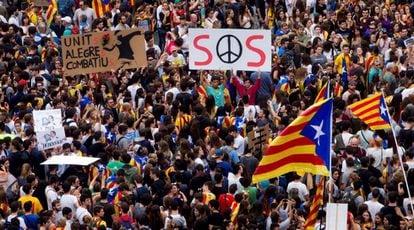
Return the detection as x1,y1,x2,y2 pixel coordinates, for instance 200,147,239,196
255,154,326,174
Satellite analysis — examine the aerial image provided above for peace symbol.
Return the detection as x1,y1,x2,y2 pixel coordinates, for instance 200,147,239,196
216,34,242,64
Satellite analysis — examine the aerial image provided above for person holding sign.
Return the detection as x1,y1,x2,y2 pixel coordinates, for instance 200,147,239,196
230,71,261,105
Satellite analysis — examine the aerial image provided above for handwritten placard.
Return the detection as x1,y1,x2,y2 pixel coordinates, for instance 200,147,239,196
61,28,147,76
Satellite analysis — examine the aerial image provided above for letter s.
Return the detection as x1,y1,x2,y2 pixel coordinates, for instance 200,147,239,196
246,35,265,67
194,35,212,66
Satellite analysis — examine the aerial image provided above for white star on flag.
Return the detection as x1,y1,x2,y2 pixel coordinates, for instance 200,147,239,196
107,132,113,140
380,104,387,116
311,120,325,145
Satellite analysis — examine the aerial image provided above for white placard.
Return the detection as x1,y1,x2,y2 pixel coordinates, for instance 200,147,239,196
36,127,66,150
326,203,348,230
189,28,272,72
41,155,100,166
33,109,63,132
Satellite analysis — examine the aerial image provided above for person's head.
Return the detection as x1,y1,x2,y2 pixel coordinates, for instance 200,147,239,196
203,181,213,192
23,201,33,213
62,207,72,220
342,44,350,55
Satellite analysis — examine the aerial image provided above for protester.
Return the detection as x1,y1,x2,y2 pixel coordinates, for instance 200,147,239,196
0,0,412,229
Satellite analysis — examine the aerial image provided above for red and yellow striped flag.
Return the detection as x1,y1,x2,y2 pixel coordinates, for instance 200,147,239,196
230,201,240,224
333,82,343,97
348,93,391,130
92,0,110,18
304,177,325,229
314,82,330,103
252,98,332,183
46,0,58,26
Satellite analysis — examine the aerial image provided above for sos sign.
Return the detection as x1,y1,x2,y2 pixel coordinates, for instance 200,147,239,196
189,29,272,72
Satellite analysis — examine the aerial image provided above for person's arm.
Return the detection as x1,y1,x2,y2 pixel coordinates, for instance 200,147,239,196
251,72,261,92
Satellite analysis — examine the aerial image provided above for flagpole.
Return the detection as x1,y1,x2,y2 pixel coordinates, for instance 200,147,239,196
383,92,414,217
328,88,333,204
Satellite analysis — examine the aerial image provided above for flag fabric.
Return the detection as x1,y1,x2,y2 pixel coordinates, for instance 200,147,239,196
197,85,207,98
46,0,58,26
129,156,142,175
129,0,135,6
92,0,111,18
105,173,116,188
276,75,291,94
230,201,240,224
304,177,325,229
314,82,330,103
304,74,318,88
333,82,343,97
348,93,391,130
252,98,332,183
341,57,348,86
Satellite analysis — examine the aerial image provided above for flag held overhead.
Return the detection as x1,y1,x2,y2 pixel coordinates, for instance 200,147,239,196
252,98,332,184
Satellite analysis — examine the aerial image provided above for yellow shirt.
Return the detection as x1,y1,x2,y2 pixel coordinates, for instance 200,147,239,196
18,195,43,214
334,53,351,74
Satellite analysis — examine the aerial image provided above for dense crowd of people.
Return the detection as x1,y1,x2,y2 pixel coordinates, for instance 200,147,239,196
0,0,413,229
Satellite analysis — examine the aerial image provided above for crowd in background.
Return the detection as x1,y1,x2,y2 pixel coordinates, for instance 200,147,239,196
0,0,413,229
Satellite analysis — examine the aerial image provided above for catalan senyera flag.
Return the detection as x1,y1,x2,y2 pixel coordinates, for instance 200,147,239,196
304,177,325,229
348,93,391,130
230,201,240,224
252,98,332,183
333,82,343,97
46,0,58,26
129,0,135,6
314,82,330,103
92,0,111,18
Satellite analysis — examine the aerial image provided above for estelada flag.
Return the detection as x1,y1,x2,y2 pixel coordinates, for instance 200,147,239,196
252,98,332,183
314,82,330,103
348,93,391,130
304,177,325,229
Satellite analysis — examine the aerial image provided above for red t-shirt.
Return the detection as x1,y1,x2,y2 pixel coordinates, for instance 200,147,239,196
218,193,234,214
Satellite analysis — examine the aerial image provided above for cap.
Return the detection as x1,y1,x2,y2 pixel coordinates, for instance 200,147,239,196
18,79,27,85
212,149,224,158
62,16,72,24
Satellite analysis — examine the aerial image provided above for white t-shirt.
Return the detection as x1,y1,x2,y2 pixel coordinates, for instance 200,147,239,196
364,200,384,218
234,135,245,157
45,185,58,210
287,181,309,202
60,194,78,213
75,206,92,224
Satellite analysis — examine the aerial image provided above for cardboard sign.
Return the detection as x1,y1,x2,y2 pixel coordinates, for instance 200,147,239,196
34,0,49,7
37,127,66,150
326,203,347,230
33,109,62,132
247,124,270,152
189,28,271,71
62,28,147,76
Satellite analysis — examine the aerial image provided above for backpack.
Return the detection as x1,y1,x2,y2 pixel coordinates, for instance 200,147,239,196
353,158,362,170
120,217,133,230
339,192,359,215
